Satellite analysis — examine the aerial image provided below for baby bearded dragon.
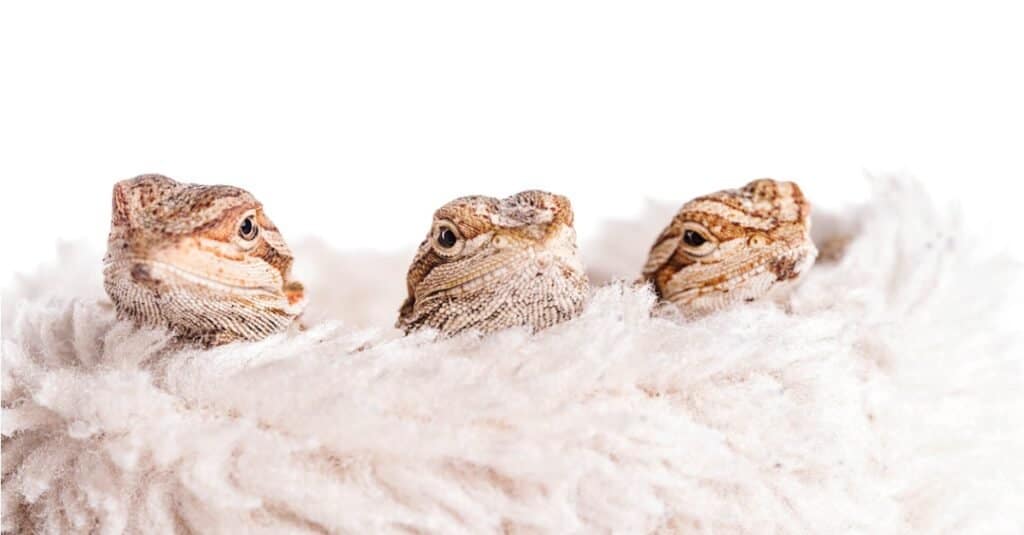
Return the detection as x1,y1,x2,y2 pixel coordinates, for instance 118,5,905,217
398,190,589,337
103,174,306,346
641,178,818,317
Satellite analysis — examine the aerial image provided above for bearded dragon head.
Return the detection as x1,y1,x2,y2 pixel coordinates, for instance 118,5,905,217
398,190,589,337
103,174,305,345
642,178,817,317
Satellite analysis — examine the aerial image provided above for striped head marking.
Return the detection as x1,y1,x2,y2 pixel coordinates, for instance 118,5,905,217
398,190,589,337
103,174,305,345
642,179,817,317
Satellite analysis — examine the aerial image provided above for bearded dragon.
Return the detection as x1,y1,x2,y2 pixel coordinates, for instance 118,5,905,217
103,174,305,346
642,179,817,317
398,190,589,337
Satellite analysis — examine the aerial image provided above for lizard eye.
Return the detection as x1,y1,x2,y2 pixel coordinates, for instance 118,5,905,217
678,223,717,257
430,220,464,256
437,227,457,248
238,215,259,241
683,230,707,247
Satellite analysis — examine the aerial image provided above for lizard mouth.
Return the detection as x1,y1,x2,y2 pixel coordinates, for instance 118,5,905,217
663,245,817,306
105,258,286,296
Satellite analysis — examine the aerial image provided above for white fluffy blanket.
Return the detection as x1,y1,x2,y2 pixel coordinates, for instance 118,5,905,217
3,180,1022,534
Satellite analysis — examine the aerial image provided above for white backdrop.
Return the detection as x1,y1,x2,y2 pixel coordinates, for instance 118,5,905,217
2,1,1022,285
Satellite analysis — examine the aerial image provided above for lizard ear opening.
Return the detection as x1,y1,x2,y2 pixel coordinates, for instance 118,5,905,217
678,222,718,258
430,220,464,257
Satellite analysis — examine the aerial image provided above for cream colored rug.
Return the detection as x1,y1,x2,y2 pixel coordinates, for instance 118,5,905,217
3,180,1022,534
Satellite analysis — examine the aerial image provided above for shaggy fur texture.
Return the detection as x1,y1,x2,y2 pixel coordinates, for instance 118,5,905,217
2,180,1022,534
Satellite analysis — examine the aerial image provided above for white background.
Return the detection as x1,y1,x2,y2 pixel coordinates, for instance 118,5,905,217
2,1,1022,285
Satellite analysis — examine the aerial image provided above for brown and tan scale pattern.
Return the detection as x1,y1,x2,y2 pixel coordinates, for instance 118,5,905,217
642,178,817,317
103,174,305,346
398,190,590,337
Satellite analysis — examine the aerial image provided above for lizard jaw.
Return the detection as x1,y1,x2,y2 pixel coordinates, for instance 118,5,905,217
103,257,305,344
663,243,817,316
104,257,306,319
104,258,280,295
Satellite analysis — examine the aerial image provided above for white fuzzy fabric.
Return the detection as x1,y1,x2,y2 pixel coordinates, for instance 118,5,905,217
3,180,1022,534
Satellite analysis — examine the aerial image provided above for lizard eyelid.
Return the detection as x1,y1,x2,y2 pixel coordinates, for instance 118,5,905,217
430,220,465,257
238,215,259,240
678,222,718,257
234,211,262,249
437,227,457,248
683,229,706,247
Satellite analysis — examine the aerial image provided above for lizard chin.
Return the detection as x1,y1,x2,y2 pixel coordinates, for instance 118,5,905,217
664,245,817,317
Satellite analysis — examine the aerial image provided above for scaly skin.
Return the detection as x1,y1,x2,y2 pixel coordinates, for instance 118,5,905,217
103,174,305,346
642,179,817,317
398,190,589,337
